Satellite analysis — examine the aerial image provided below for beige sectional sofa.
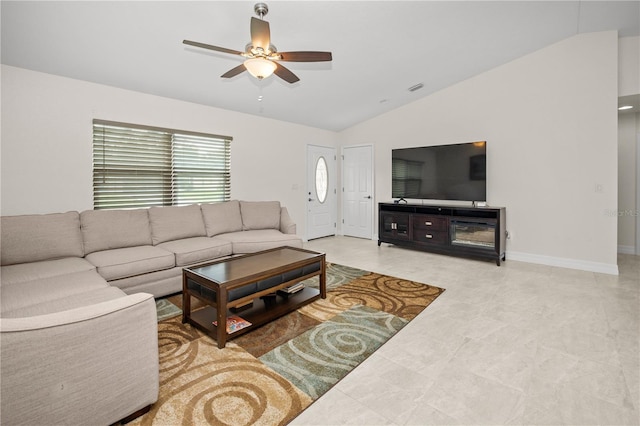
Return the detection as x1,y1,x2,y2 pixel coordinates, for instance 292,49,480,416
0,200,301,425
81,200,301,297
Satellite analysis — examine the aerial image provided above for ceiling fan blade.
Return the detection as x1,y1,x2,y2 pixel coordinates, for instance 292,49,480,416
278,51,333,62
250,17,271,50
221,64,247,79
183,39,244,56
274,62,300,84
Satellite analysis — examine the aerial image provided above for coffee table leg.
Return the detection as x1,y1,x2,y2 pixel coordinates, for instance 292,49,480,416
320,257,327,299
182,273,190,323
216,288,228,349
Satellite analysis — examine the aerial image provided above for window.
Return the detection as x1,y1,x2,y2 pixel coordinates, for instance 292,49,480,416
93,120,231,209
315,156,328,203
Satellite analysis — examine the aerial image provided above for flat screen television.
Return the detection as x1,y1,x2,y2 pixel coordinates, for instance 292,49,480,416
392,141,486,202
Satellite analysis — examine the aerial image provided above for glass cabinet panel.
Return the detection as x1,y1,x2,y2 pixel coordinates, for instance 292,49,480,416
451,221,495,248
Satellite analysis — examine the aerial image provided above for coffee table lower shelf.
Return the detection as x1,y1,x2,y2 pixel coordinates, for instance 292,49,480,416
188,287,321,342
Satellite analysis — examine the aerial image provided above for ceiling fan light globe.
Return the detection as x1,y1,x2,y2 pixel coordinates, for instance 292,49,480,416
244,58,277,79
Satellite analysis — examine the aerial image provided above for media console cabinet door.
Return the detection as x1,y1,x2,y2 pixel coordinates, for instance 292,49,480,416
379,211,410,240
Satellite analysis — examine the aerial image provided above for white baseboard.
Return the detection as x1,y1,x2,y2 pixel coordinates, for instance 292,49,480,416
506,251,619,275
618,245,636,255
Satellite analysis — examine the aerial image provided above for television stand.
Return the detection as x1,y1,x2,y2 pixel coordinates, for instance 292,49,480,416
378,203,506,265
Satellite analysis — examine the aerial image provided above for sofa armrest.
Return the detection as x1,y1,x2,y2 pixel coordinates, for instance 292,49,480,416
0,293,159,426
280,206,297,235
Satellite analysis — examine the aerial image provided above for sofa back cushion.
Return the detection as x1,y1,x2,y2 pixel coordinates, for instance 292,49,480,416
81,209,152,255
148,204,206,245
1,211,84,266
240,201,281,231
201,200,243,237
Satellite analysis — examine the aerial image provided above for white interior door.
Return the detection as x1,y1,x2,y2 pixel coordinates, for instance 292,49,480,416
342,145,373,239
307,145,337,240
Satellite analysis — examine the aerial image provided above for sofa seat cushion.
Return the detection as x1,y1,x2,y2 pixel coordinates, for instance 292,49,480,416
218,229,303,254
108,267,182,297
157,237,233,267
0,257,96,286
1,286,126,318
0,270,109,316
85,246,175,281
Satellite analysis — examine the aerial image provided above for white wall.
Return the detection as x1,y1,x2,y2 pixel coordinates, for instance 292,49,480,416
0,65,338,236
340,31,619,274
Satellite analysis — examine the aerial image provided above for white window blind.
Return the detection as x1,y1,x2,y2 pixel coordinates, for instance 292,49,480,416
93,120,231,209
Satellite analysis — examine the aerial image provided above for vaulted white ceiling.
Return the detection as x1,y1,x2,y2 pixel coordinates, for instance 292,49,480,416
2,1,638,131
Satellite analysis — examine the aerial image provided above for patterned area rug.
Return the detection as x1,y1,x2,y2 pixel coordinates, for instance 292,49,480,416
132,263,444,426
155,298,182,321
260,305,407,400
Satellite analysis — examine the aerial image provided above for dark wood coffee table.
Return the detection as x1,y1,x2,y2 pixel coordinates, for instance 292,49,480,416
182,246,326,348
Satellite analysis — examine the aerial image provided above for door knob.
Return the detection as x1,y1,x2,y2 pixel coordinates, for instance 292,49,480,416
364,195,372,199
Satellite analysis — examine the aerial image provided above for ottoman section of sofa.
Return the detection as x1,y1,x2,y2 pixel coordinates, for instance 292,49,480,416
85,245,175,282
0,291,159,426
157,237,233,267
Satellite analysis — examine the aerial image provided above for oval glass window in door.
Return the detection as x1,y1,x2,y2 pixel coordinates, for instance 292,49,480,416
315,156,328,203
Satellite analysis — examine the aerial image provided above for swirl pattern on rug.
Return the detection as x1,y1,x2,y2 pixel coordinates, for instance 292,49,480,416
301,262,370,291
259,305,407,399
131,319,312,426
299,271,445,322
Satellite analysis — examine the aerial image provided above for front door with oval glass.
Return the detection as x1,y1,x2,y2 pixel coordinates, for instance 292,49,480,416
307,145,336,240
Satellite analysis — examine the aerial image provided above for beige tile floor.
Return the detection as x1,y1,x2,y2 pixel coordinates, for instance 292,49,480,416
292,236,640,425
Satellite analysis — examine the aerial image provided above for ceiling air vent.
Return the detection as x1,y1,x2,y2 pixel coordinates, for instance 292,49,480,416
408,83,424,92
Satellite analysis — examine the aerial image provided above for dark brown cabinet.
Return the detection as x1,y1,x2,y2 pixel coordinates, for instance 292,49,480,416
379,211,411,241
412,214,448,245
378,203,506,265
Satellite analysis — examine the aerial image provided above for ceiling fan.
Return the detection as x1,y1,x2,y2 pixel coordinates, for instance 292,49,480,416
183,3,332,84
